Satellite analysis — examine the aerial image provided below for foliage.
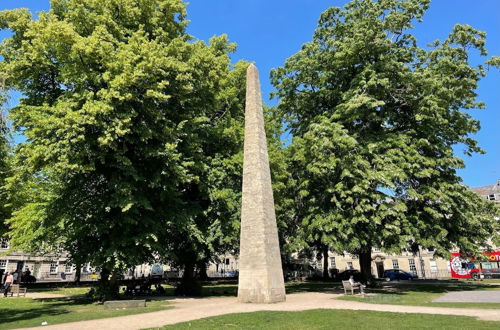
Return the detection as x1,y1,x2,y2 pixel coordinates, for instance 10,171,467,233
0,77,11,237
0,0,247,296
271,0,499,279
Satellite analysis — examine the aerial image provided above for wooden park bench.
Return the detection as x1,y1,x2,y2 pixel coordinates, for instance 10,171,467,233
6,284,27,297
342,280,365,295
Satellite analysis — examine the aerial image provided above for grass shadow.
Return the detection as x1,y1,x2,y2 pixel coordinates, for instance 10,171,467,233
0,297,92,325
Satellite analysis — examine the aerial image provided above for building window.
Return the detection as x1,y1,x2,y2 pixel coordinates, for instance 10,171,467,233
50,262,58,274
429,259,438,273
481,262,493,269
0,260,6,270
488,194,496,201
347,262,353,270
408,259,416,273
65,263,73,274
392,259,399,269
330,257,336,269
373,247,381,252
1,238,8,249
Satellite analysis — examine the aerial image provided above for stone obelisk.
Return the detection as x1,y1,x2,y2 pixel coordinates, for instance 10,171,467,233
237,64,286,303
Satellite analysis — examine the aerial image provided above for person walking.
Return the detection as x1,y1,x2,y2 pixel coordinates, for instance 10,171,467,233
3,272,14,297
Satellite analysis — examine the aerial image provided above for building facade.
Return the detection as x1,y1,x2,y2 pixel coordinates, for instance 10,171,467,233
325,248,451,279
470,180,500,203
0,239,98,282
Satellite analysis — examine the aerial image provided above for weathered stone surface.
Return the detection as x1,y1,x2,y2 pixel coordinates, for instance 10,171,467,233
237,64,286,303
103,300,146,309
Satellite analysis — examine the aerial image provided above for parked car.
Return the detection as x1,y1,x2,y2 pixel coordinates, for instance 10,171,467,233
224,271,238,278
337,269,362,281
383,269,418,281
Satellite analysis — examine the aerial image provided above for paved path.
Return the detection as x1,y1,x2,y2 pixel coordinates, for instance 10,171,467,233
433,290,500,303
19,292,500,330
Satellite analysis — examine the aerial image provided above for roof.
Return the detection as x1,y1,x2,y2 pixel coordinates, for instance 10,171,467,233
470,181,500,196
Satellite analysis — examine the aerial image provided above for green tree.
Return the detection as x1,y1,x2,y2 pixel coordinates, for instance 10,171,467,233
272,0,499,282
1,0,246,298
0,83,11,236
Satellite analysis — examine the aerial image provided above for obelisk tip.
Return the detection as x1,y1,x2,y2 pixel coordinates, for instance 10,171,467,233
247,63,258,73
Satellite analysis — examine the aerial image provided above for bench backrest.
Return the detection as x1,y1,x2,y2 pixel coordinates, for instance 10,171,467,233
342,280,353,289
10,284,20,292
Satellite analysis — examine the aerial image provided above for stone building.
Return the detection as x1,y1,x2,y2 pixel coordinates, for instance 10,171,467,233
0,243,68,281
325,248,451,279
470,180,500,202
0,238,97,282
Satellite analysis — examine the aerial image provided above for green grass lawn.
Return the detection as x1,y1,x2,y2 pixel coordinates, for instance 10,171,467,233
0,282,337,329
338,283,500,309
28,286,92,296
0,297,170,329
6,280,498,329
158,309,500,330
461,279,500,285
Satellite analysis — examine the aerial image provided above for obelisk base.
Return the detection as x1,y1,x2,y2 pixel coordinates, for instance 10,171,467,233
238,288,286,303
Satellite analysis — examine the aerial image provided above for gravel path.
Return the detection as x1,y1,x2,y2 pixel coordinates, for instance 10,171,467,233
433,290,500,303
18,292,500,330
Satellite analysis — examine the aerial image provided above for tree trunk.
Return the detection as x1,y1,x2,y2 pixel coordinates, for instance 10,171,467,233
175,262,201,296
91,266,119,301
322,246,329,280
183,263,194,281
359,249,374,284
197,262,209,281
74,263,81,285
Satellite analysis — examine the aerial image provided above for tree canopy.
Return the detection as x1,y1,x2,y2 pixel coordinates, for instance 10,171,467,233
0,83,11,236
271,0,499,280
1,0,498,290
0,0,248,297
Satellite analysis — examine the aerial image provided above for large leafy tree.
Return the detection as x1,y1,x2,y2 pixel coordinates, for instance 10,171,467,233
0,83,11,236
1,0,247,298
272,0,499,281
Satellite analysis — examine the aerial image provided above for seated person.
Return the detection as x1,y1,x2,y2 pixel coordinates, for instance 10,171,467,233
348,275,365,293
155,283,166,295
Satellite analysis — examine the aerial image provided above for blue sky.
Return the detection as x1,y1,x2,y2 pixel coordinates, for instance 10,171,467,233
1,0,499,187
